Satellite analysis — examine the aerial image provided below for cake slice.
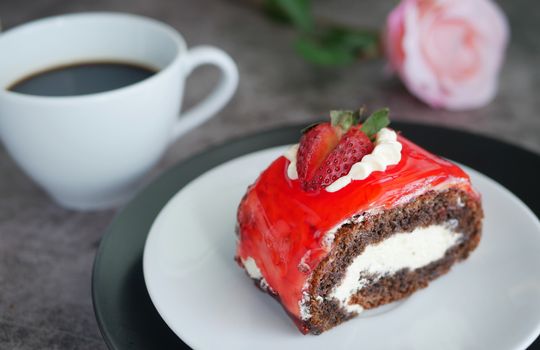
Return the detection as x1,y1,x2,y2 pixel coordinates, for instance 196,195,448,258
235,108,483,334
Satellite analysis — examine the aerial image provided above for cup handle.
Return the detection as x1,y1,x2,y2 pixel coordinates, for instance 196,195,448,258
171,46,239,141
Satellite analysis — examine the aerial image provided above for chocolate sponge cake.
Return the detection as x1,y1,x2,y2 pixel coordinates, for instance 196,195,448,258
235,109,483,334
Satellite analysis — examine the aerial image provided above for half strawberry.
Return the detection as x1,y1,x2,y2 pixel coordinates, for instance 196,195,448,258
296,108,390,192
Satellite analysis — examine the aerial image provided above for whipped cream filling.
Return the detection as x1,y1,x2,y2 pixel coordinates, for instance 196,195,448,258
284,128,402,192
299,288,312,320
242,257,272,292
322,214,366,249
242,257,263,279
329,223,462,314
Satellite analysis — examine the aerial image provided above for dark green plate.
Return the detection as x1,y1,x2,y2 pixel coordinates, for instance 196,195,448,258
92,122,540,350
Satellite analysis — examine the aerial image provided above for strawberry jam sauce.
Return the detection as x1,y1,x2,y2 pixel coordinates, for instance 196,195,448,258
236,135,476,322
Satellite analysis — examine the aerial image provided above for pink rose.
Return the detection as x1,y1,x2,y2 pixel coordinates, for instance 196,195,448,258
384,0,509,110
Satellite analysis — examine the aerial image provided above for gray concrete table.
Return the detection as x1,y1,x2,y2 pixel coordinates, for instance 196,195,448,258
0,0,538,348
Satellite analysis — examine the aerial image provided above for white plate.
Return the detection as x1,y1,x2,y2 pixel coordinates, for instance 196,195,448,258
143,146,540,350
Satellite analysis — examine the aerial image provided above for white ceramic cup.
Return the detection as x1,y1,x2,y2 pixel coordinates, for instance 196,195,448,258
0,13,239,210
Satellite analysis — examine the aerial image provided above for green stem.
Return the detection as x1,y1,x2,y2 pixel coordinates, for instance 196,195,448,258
235,0,383,66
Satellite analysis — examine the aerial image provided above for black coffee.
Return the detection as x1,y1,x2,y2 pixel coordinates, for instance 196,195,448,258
8,62,156,96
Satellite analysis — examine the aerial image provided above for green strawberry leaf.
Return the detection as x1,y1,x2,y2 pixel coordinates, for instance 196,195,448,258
330,110,357,131
361,108,390,140
301,122,321,134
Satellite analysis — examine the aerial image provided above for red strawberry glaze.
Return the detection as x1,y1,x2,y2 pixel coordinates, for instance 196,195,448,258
236,134,478,325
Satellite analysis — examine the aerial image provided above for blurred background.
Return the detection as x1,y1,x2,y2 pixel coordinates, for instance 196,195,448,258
0,0,538,348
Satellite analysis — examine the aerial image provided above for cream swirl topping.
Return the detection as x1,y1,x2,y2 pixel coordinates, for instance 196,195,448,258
284,128,402,192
